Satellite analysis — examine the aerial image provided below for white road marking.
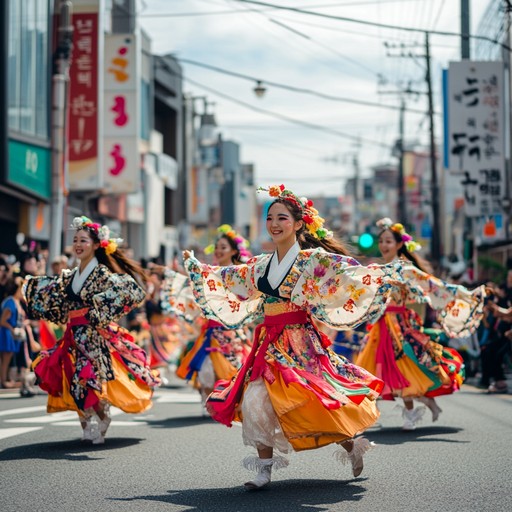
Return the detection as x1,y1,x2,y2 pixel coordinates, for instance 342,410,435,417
156,392,201,403
0,427,42,441
0,405,47,417
51,420,149,427
5,411,77,423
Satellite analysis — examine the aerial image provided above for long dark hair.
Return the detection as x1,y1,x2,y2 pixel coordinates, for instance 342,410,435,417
269,198,352,256
378,228,432,273
218,234,243,265
78,228,147,285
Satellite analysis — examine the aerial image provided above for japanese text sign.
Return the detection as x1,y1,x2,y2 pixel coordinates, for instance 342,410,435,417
445,61,506,217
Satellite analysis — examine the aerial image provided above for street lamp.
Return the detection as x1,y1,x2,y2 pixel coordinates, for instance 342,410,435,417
253,80,266,98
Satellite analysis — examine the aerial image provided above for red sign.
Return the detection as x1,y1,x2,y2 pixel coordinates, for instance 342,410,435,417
68,13,98,163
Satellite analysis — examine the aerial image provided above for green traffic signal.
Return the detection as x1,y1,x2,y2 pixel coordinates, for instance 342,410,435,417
358,233,374,250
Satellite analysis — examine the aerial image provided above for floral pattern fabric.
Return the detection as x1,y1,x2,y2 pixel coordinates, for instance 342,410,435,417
185,248,393,329
356,263,485,399
386,263,485,338
185,249,395,450
24,265,159,413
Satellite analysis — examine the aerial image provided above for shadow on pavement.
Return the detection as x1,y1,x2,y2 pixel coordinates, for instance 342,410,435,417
0,437,142,461
144,415,215,429
365,425,467,445
109,478,368,511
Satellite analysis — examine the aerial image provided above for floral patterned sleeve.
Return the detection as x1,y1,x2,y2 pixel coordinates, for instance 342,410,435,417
160,269,201,323
394,264,485,337
87,267,146,328
291,249,392,329
23,271,72,324
184,254,263,329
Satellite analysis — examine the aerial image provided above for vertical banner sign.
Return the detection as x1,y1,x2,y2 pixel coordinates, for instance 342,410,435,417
68,0,103,190
446,61,506,217
103,34,140,194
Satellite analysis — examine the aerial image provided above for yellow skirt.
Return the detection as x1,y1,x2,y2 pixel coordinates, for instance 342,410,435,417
46,356,153,414
265,364,379,451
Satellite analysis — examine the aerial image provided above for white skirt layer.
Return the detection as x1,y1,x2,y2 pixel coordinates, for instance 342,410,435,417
241,378,292,454
197,356,215,389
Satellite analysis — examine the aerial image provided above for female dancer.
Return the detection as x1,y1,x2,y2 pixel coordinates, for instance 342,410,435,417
165,225,253,411
356,218,485,430
24,216,160,444
183,185,394,490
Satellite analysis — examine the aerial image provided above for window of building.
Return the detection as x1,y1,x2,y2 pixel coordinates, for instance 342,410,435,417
8,0,50,140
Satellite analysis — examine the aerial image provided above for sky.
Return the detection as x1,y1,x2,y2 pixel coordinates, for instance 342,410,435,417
138,0,492,198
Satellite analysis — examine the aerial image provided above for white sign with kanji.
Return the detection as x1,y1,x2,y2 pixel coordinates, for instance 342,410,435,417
446,61,506,217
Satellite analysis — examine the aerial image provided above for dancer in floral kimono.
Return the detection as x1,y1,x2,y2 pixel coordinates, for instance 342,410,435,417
24,216,160,444
356,218,485,430
183,185,395,490
164,225,253,411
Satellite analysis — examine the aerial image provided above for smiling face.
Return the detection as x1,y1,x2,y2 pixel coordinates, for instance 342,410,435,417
214,236,238,266
73,229,99,264
378,229,403,263
266,201,303,247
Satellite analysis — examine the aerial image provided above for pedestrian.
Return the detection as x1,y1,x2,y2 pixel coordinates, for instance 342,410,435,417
356,218,485,430
0,276,26,388
24,216,160,444
166,225,253,413
183,185,393,490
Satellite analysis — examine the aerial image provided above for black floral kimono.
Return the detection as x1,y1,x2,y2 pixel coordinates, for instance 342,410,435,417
25,264,160,414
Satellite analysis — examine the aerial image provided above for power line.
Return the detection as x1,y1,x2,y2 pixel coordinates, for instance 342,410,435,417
234,0,512,51
183,75,394,149
178,57,431,115
137,0,431,18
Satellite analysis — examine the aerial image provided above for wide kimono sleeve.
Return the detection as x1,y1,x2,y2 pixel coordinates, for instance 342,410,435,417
290,249,392,329
87,267,146,328
184,254,263,329
160,269,201,323
394,264,485,338
23,270,73,324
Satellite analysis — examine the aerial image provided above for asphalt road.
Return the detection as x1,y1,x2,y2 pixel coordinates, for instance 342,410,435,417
1,380,511,512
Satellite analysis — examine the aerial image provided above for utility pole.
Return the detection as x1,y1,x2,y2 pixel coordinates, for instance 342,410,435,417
461,0,470,59
397,97,407,226
425,32,441,267
49,0,73,266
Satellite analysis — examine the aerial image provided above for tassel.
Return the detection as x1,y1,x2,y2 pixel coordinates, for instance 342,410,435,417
242,454,289,471
333,437,375,465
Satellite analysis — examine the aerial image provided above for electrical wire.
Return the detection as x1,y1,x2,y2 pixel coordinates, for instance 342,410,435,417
182,74,394,149
178,57,432,115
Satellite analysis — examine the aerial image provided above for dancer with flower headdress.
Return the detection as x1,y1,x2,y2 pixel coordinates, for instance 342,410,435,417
162,224,253,414
181,184,399,490
23,216,160,444
355,218,485,430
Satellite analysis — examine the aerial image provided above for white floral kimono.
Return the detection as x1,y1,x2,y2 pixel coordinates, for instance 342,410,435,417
356,263,485,399
185,248,394,452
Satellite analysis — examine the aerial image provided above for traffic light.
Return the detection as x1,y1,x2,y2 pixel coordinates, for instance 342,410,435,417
358,233,374,251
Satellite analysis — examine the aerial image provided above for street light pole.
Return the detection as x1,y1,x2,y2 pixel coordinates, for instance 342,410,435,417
49,0,73,267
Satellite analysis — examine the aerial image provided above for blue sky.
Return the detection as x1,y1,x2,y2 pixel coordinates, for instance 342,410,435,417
139,0,491,197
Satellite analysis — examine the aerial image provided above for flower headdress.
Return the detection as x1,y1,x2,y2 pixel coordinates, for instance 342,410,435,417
204,224,252,263
258,184,333,240
376,217,421,253
71,216,123,255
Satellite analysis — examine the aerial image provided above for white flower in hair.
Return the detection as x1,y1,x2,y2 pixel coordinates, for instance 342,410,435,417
376,217,393,229
72,217,84,229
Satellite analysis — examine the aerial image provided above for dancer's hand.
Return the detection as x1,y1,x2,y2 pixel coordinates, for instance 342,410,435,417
182,250,193,261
